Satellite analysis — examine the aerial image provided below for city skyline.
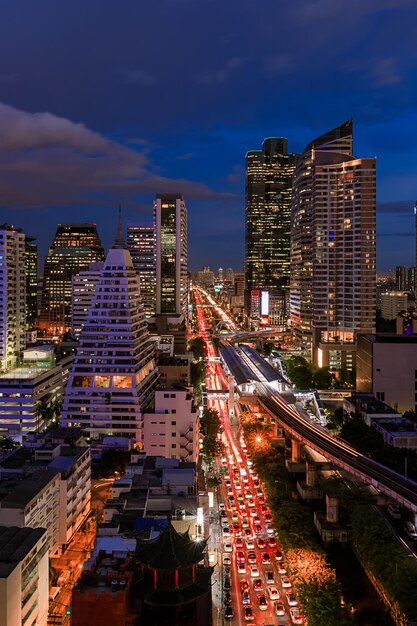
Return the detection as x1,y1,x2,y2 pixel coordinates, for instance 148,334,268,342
0,1,416,270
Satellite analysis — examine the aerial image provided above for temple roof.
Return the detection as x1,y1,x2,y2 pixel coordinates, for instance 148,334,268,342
135,523,207,570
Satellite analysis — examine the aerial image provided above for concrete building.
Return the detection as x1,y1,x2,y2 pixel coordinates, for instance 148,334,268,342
62,216,159,439
72,262,104,339
396,265,407,291
290,121,376,369
0,226,26,372
143,388,198,462
372,419,417,449
0,470,61,555
380,291,408,320
157,356,191,388
25,236,38,330
343,392,400,426
194,266,214,290
154,193,188,317
126,224,156,319
0,347,73,442
357,333,417,413
0,526,49,626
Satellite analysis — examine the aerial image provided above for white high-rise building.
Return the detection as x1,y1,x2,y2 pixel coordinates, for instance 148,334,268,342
0,227,26,372
71,262,104,338
61,213,159,439
154,194,188,317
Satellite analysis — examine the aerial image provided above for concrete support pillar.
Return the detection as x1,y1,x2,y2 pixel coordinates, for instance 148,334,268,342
326,494,339,523
228,375,235,416
291,439,301,462
306,461,317,487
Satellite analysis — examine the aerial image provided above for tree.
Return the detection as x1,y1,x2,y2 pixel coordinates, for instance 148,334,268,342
263,342,274,356
313,367,333,389
188,337,206,360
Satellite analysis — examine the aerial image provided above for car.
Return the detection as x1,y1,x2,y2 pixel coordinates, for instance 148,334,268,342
244,606,254,621
247,551,257,564
281,576,292,588
221,518,229,528
258,496,265,505
257,538,266,550
224,542,232,553
238,560,246,574
254,524,263,535
253,578,264,592
222,554,231,566
242,590,251,604
220,509,227,518
253,516,261,526
219,503,225,511
241,517,250,529
274,601,286,616
249,507,257,517
250,566,259,578
236,551,245,562
235,537,244,549
266,523,275,535
236,483,242,491
247,499,255,508
228,495,235,503
274,550,283,561
268,536,277,548
286,592,298,606
233,522,242,536
290,607,303,624
244,528,253,538
265,584,278,599
260,504,268,514
240,579,249,592
256,489,264,497
265,570,275,583
277,562,287,574
246,538,255,550
261,552,271,565
224,591,232,605
223,527,231,537
238,499,246,510
265,513,272,522
224,605,234,620
257,594,268,611
253,479,260,487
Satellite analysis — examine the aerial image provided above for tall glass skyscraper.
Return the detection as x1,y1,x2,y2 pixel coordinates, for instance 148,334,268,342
25,236,37,329
127,224,156,319
245,138,297,324
39,224,105,335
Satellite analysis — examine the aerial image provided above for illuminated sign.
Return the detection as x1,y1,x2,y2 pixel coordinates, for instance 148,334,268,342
260,290,269,316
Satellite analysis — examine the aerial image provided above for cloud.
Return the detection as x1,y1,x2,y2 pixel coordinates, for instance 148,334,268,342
0,102,235,208
263,54,293,75
295,0,416,21
176,152,193,160
119,68,157,86
369,58,402,87
196,56,245,85
227,164,244,185
377,200,414,214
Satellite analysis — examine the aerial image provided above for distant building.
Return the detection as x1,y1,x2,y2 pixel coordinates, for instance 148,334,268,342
39,224,105,336
25,236,38,329
71,262,104,338
290,121,376,369
194,266,214,289
127,224,156,318
143,388,198,462
343,392,400,426
357,333,417,413
62,215,158,439
396,265,407,291
0,226,26,371
380,291,408,320
154,194,188,317
245,138,297,324
0,526,49,626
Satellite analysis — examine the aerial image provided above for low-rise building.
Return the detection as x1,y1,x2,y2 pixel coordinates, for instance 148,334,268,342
380,291,408,320
343,392,400,427
371,418,417,449
0,526,49,626
157,356,191,388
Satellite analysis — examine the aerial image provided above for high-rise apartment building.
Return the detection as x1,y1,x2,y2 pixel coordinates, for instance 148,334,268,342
0,227,26,372
39,224,105,336
25,236,37,329
72,262,104,339
154,194,188,317
245,138,297,323
396,265,407,291
127,224,156,318
61,219,159,439
290,121,376,369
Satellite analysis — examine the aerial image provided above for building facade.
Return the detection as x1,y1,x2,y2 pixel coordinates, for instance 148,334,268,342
25,236,38,330
127,224,156,319
39,224,105,336
71,262,104,339
245,138,297,324
381,291,408,320
290,121,376,368
0,227,26,372
61,224,159,439
154,194,188,317
0,526,49,626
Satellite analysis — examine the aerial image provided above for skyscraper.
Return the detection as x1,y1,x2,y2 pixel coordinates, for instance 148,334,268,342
290,121,376,369
245,138,297,324
0,226,26,371
25,236,37,329
61,215,158,439
71,262,104,339
396,266,407,291
154,193,188,317
127,224,156,318
39,224,105,336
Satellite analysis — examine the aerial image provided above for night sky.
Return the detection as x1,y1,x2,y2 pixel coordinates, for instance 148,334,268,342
0,0,416,271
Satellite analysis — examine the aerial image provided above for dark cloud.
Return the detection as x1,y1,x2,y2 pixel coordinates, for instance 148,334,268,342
377,200,414,214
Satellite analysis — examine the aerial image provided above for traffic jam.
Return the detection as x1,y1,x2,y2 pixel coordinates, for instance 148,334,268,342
218,437,304,625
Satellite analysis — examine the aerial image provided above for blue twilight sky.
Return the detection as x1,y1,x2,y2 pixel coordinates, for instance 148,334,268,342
0,0,416,271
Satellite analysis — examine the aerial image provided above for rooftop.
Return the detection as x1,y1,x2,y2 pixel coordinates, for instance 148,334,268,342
0,526,46,577
0,365,51,380
0,470,58,508
346,393,400,415
360,333,417,344
135,523,207,569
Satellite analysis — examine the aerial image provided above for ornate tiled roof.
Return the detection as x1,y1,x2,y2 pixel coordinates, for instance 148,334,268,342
135,524,207,570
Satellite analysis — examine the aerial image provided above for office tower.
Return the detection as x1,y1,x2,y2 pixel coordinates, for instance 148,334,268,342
408,266,415,293
72,262,104,339
194,266,215,289
25,236,37,329
61,215,159,439
39,224,105,336
127,224,156,318
0,226,26,372
234,272,245,297
245,137,297,323
218,267,224,282
290,120,376,369
396,265,406,291
225,267,234,283
154,193,188,316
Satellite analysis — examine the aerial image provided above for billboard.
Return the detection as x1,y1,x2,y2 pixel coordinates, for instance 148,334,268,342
260,290,269,316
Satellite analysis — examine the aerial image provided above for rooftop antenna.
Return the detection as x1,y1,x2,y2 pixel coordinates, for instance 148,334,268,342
113,205,126,249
